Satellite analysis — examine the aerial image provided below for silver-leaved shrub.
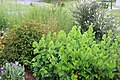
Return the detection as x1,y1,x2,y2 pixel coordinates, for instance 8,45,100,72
71,0,119,40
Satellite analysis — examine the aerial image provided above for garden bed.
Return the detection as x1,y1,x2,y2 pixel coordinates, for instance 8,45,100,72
0,0,120,80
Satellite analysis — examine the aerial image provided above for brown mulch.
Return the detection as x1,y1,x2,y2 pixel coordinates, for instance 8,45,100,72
25,66,35,80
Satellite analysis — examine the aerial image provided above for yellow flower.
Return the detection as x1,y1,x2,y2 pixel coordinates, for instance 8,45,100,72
1,44,5,48
0,41,2,44
75,74,78,79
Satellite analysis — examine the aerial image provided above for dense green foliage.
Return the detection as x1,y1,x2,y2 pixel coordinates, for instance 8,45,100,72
32,26,120,80
2,20,58,66
113,35,120,79
2,20,41,66
71,0,118,39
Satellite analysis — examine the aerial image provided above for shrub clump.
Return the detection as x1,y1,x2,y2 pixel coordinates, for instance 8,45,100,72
71,0,119,39
32,25,120,80
2,20,58,67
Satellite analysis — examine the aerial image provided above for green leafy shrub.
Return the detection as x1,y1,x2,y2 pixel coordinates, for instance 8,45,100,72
113,34,120,80
71,0,118,39
0,62,25,80
2,20,58,67
32,25,120,80
32,33,59,80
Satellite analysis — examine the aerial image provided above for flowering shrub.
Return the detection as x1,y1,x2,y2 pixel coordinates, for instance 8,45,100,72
32,25,120,79
71,0,119,39
0,62,25,80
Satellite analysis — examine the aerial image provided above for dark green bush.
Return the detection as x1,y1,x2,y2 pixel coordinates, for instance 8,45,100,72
32,25,120,80
71,0,118,39
2,20,58,67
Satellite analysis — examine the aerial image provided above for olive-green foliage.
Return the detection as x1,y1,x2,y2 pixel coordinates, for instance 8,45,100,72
2,20,59,67
71,0,118,39
2,20,41,66
32,25,120,80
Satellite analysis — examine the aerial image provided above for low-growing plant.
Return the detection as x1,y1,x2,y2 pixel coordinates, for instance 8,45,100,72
32,25,120,80
71,0,119,39
0,62,25,80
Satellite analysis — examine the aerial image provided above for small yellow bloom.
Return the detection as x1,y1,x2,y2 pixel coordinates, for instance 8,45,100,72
0,41,2,44
1,44,5,48
75,74,78,79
